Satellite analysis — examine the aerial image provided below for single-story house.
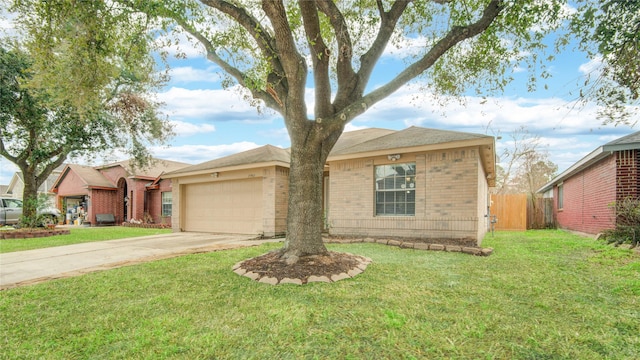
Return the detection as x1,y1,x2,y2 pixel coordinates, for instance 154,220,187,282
163,126,496,246
537,131,640,235
51,159,189,225
2,164,66,205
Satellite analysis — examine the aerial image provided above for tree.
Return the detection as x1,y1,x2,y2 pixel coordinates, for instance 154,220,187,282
571,0,640,125
491,126,553,195
10,0,586,265
0,45,172,226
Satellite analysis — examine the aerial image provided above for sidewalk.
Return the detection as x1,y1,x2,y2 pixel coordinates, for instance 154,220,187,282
0,232,280,290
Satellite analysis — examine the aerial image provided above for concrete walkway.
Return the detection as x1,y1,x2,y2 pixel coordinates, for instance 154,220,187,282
0,232,280,290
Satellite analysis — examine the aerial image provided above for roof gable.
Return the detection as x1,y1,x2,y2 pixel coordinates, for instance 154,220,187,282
331,128,395,154
329,126,492,157
165,145,290,176
97,158,191,178
52,164,116,190
538,130,640,193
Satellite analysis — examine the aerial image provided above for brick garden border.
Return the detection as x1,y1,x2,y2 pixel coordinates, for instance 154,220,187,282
0,229,71,240
323,237,494,256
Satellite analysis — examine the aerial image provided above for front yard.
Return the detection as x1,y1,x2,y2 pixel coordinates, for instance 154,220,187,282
1,230,638,359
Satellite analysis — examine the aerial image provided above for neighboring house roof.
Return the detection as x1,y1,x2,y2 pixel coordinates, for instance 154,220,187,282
4,164,67,196
537,130,640,193
164,145,291,178
53,164,118,191
163,127,496,185
51,158,191,193
96,158,191,179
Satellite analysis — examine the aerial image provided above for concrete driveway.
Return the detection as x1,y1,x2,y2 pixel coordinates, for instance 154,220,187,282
0,232,280,290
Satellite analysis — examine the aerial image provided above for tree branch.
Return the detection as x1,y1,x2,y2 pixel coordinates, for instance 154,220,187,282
316,0,356,110
355,0,411,98
262,0,308,119
169,15,281,110
337,0,504,125
299,0,332,118
199,0,286,89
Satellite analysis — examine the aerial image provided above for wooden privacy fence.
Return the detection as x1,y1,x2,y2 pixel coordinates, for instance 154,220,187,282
527,196,555,229
490,194,556,231
490,194,527,231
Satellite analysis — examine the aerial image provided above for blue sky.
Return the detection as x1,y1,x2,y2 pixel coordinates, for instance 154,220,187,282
1,6,639,186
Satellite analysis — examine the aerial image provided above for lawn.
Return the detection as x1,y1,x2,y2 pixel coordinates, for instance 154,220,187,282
0,226,172,253
1,230,638,359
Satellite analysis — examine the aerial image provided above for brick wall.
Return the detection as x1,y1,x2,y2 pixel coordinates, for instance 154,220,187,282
555,154,616,234
145,179,173,225
616,149,639,201
89,189,119,224
327,147,485,245
261,166,289,237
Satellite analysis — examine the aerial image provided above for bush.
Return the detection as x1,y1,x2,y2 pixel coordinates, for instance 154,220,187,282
601,197,640,248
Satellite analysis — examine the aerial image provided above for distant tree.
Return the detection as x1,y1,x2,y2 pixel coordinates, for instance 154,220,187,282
9,0,599,268
511,154,557,197
0,45,172,227
492,126,551,195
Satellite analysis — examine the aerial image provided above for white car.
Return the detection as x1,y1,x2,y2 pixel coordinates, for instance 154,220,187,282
0,197,62,226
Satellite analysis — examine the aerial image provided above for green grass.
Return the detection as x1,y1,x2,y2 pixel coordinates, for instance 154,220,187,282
0,227,172,253
1,230,638,359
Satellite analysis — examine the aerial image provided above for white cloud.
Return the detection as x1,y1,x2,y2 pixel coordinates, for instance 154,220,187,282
157,86,277,123
170,120,216,137
168,66,221,83
579,56,603,76
150,142,262,165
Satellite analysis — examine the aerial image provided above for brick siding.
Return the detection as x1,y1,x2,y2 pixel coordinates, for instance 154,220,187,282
555,154,617,234
616,149,639,201
327,147,487,245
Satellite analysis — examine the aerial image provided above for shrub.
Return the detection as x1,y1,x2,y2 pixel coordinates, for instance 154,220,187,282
601,197,640,248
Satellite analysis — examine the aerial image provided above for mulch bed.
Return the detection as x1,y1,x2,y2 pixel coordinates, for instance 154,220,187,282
238,250,364,283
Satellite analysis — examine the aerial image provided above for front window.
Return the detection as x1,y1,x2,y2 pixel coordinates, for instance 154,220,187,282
375,163,416,216
161,192,172,217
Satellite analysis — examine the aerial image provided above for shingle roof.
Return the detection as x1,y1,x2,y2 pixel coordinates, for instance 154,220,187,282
330,128,396,154
164,127,496,178
329,126,492,156
537,130,640,193
67,164,117,189
166,145,290,176
604,130,640,148
98,158,190,178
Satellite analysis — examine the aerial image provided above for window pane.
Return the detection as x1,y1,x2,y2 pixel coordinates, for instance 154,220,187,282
374,163,416,216
162,192,172,216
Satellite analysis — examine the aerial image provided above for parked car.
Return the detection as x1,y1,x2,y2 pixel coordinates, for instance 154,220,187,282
0,197,62,226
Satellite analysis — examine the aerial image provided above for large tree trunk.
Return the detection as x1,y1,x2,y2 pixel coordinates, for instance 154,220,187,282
21,168,40,227
281,136,328,261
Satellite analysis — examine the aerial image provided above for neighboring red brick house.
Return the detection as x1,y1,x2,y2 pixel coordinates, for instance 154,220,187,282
538,131,640,235
51,159,189,226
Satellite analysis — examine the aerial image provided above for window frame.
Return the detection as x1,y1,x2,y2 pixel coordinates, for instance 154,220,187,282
161,192,172,217
374,162,416,216
557,183,564,210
